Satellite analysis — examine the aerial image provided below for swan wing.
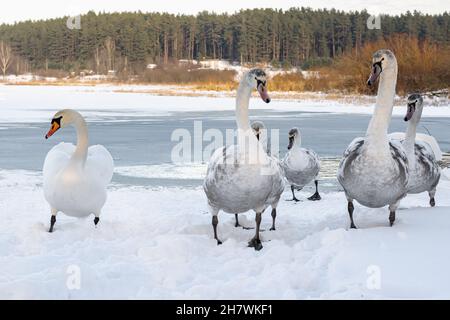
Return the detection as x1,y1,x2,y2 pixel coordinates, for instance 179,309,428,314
388,132,442,161
337,137,365,180
85,145,114,185
43,142,75,181
415,133,442,161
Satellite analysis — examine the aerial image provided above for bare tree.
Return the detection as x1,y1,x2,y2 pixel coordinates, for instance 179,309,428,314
0,41,13,78
104,37,116,71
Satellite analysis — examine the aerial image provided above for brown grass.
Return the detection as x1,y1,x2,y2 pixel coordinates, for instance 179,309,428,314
269,72,305,91
142,64,236,85
326,34,450,94
262,35,450,95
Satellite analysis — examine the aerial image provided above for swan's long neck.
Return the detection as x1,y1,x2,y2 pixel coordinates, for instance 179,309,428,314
295,135,302,148
235,80,268,163
71,115,89,166
404,108,422,165
365,66,397,152
236,81,252,131
404,121,417,165
291,135,302,151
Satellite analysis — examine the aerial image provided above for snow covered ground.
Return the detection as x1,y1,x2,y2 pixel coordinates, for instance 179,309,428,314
1,168,450,299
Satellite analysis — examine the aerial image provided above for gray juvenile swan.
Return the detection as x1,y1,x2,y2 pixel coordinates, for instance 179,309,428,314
203,69,284,250
233,120,272,229
401,93,441,206
337,49,409,228
251,121,269,154
281,128,321,202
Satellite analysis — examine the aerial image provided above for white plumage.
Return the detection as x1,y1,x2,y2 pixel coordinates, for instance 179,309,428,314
43,109,114,231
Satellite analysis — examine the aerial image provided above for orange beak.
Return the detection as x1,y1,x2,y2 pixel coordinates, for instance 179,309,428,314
45,122,60,139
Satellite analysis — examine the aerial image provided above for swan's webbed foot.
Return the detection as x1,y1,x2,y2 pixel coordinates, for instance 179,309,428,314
248,237,263,251
94,217,100,226
49,215,56,233
430,198,436,207
389,211,395,227
287,185,302,202
307,192,321,201
308,180,321,201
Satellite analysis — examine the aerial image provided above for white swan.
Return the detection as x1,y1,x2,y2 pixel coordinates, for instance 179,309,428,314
337,49,409,228
398,94,441,206
203,69,284,250
43,109,114,232
281,128,321,202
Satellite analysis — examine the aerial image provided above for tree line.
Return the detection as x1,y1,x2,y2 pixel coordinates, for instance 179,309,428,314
0,8,449,75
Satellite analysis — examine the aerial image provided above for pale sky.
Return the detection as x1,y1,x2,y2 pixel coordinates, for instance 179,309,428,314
0,0,449,24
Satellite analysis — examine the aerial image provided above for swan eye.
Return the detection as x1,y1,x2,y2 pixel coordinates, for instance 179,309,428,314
52,116,62,126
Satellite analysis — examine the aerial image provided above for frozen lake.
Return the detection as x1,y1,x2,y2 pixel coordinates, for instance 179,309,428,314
1,85,449,190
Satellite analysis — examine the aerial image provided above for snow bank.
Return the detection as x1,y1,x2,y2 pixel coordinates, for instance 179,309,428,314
1,168,450,299
198,59,302,81
1,85,449,124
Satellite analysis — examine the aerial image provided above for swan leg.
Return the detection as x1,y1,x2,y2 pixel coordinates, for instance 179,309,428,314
234,214,241,227
307,180,322,201
212,215,222,245
388,202,399,226
48,208,58,233
389,211,396,227
287,185,301,202
270,208,276,231
429,189,436,207
348,201,357,229
234,213,254,230
93,212,100,227
248,212,263,251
